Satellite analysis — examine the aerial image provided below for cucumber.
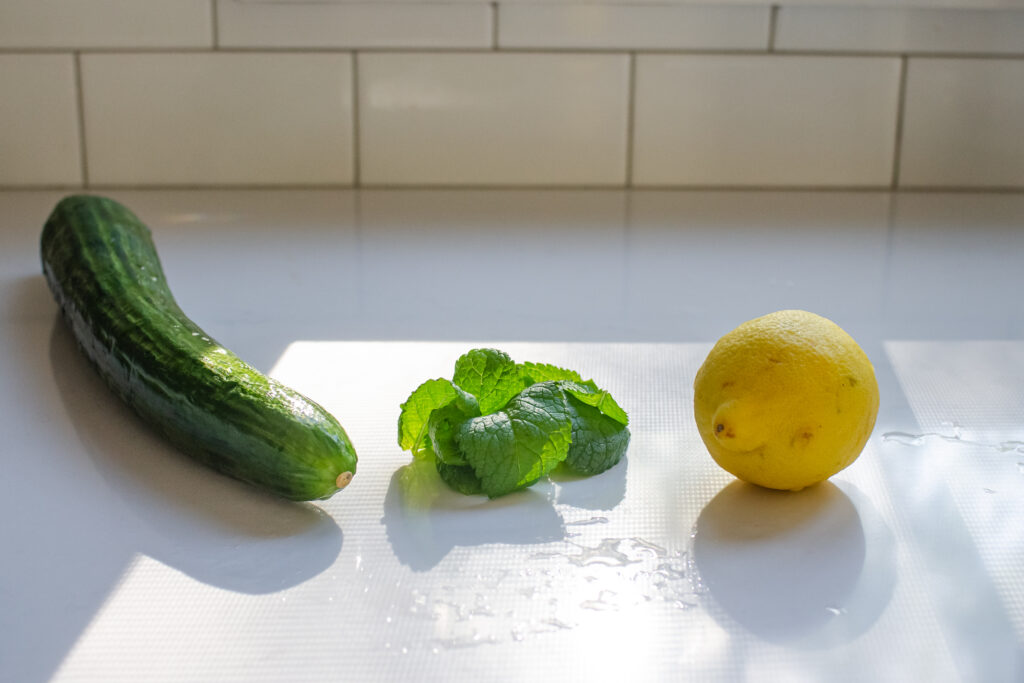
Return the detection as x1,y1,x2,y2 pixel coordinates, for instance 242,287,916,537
41,195,357,501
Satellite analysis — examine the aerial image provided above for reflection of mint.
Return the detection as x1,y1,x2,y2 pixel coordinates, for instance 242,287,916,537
397,349,630,498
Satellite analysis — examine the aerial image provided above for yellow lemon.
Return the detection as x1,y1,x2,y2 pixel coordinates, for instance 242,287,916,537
693,310,879,491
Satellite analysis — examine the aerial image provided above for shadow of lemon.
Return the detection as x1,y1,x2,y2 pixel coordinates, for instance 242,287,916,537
692,479,893,646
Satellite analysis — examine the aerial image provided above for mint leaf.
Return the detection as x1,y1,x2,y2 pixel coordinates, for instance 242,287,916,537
521,363,627,426
436,461,484,496
519,361,584,384
428,394,480,466
453,348,528,415
456,382,572,498
563,394,631,475
398,379,478,458
559,380,629,426
398,350,632,499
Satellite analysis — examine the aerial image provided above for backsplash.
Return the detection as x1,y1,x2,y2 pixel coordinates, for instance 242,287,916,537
2,0,1023,189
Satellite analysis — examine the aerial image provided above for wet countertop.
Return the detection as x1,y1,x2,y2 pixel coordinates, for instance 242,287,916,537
2,189,1023,681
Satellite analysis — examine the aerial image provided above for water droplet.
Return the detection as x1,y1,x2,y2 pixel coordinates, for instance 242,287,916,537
580,590,618,612
984,488,997,494
655,562,688,580
826,606,847,616
882,431,926,446
541,617,574,631
538,538,639,567
401,647,408,655
565,516,610,527
432,631,497,650
630,537,668,558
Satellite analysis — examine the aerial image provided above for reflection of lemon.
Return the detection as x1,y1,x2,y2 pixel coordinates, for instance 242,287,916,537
694,310,879,491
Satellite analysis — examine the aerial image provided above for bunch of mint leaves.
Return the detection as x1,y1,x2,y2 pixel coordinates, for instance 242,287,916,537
397,348,630,498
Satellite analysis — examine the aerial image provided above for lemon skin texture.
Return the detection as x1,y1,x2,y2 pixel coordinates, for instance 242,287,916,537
693,310,879,491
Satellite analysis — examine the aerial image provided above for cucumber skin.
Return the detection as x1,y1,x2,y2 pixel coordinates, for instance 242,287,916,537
41,195,357,501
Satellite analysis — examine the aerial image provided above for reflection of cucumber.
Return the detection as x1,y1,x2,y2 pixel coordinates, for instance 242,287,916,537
41,195,357,501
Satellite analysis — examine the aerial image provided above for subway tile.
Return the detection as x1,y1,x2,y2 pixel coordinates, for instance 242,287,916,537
0,55,81,186
81,53,353,186
358,53,629,186
632,55,901,187
0,0,212,49
900,58,1024,188
217,0,492,49
498,4,770,50
777,7,1024,55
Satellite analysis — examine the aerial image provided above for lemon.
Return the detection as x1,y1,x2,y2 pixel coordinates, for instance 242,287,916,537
693,310,879,491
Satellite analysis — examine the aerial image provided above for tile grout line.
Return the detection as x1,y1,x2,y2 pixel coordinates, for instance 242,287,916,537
891,56,910,189
767,5,780,52
351,52,362,188
2,183,1022,194
210,0,220,50
491,2,500,50
3,46,1024,59
624,52,638,188
72,51,90,189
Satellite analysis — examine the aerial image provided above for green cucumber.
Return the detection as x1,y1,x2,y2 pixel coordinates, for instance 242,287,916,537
41,195,357,501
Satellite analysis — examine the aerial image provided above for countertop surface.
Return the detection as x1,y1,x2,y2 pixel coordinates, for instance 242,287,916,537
2,189,1023,682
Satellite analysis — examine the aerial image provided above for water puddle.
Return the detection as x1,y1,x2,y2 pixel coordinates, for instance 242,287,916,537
381,534,698,653
882,425,1024,458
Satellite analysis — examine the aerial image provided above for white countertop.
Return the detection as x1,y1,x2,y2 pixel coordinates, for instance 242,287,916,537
2,189,1023,682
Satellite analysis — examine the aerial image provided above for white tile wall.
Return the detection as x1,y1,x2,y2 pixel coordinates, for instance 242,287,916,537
0,55,81,186
0,1,1022,189
81,53,353,186
632,55,902,187
0,0,212,49
217,0,492,49
358,53,630,186
900,58,1024,188
498,4,770,50
776,7,1024,55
